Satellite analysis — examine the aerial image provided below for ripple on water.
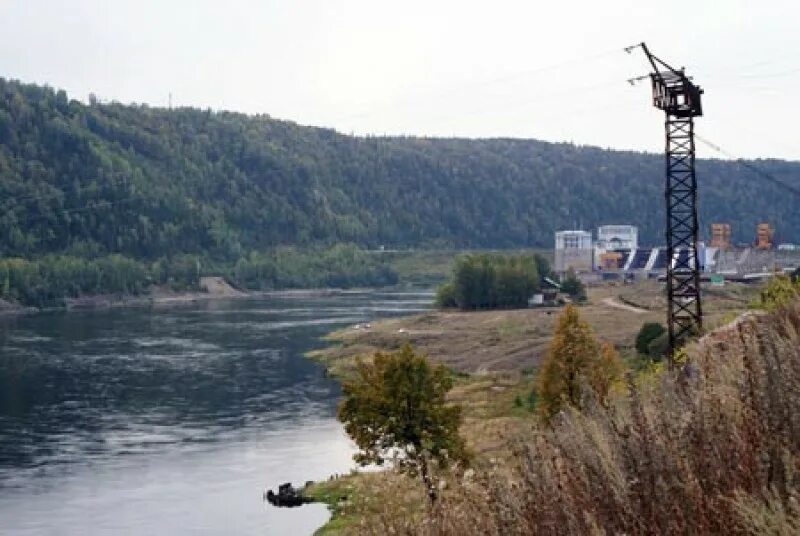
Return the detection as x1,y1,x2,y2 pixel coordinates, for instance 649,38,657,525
0,291,432,534
204,316,367,332
7,334,54,343
132,337,221,351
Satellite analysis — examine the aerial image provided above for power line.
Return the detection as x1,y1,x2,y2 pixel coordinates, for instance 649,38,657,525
695,134,800,198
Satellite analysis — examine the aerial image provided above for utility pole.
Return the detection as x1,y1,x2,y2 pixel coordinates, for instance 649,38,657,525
627,42,704,360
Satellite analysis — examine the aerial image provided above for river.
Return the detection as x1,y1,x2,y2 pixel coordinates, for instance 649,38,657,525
0,290,432,535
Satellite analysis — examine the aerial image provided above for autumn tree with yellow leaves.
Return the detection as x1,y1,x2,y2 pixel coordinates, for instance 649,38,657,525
536,305,624,419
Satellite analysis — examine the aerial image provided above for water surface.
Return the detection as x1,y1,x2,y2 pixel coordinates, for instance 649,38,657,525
0,290,431,535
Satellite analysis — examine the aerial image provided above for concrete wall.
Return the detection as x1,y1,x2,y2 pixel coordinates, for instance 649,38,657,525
555,248,593,273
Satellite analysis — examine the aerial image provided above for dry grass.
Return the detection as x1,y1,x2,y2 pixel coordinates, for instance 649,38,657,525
309,281,769,535
364,301,800,535
306,471,426,535
311,281,759,377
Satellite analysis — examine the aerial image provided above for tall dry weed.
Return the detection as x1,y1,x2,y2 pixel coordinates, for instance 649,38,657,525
366,302,800,535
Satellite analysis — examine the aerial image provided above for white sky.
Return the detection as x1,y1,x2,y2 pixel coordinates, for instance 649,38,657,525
1,0,799,160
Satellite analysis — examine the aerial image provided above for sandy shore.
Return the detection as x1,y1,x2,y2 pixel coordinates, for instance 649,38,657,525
63,276,249,311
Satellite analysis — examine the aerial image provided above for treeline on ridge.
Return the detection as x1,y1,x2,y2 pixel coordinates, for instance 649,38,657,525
2,77,799,265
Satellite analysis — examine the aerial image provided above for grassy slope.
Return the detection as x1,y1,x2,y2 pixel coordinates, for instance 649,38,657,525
306,281,762,534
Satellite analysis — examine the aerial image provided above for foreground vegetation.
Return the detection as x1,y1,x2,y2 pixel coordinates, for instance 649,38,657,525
338,345,469,504
309,280,798,534
400,301,800,535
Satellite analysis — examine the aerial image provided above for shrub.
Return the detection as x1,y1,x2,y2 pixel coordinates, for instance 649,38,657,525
759,274,800,311
435,282,457,308
646,331,670,359
560,268,587,302
635,322,666,355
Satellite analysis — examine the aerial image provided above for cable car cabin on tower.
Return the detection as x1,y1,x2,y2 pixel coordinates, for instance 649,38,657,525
650,69,703,118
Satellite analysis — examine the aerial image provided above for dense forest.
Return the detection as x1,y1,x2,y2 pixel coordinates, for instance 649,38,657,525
0,77,799,304
2,78,799,258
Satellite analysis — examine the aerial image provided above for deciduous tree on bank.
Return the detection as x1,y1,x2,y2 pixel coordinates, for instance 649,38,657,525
536,305,623,419
337,344,469,504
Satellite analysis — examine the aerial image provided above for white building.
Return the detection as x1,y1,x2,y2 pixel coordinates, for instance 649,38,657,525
554,230,593,273
596,225,638,251
555,230,592,250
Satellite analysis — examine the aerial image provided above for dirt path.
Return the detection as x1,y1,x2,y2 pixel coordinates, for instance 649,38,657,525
601,297,648,314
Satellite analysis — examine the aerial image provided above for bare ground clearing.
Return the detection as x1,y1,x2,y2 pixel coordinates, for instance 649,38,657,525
310,280,758,374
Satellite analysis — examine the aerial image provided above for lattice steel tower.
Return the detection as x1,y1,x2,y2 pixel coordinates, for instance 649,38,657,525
628,43,704,358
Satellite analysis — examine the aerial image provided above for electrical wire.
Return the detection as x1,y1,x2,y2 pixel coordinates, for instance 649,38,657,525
695,134,800,198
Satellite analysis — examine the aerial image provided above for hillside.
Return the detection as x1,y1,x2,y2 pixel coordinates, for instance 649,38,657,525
1,77,799,262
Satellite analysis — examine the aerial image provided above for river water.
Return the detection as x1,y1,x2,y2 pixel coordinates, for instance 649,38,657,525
0,290,432,535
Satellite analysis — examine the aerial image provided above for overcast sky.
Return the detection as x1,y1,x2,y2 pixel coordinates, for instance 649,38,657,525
1,1,798,160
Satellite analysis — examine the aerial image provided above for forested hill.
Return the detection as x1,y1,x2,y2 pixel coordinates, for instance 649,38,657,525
1,77,798,261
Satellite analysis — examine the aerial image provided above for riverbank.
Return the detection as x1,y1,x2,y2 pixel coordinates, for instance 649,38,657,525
0,277,426,317
0,276,250,317
305,280,763,534
0,297,36,316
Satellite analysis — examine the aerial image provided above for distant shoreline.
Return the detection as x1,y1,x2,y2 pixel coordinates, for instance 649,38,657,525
0,280,428,317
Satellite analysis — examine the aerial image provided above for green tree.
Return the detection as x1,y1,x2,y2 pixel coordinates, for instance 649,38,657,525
647,331,670,360
635,322,666,355
337,344,469,503
434,281,457,308
441,253,541,310
537,305,622,419
560,268,587,302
